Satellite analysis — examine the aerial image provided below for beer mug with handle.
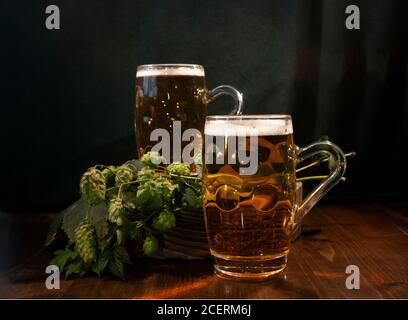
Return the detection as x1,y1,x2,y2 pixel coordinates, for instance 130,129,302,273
134,64,243,159
203,115,346,280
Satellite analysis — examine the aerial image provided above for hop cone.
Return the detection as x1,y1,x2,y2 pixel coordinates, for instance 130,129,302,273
153,177,177,202
80,167,106,206
102,165,117,185
152,208,176,231
141,151,165,167
75,218,97,264
108,198,125,224
143,234,159,256
115,165,134,184
136,167,155,184
166,162,190,176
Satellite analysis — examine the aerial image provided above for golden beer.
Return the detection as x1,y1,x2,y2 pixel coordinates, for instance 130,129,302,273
203,116,297,279
134,64,243,161
135,65,207,159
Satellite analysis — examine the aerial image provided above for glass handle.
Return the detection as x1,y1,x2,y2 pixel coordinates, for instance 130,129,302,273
207,85,243,115
296,140,346,219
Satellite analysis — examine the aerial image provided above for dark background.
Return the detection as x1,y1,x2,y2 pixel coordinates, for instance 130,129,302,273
0,0,407,212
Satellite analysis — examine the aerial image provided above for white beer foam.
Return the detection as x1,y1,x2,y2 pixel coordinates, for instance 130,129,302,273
205,119,293,136
137,66,205,77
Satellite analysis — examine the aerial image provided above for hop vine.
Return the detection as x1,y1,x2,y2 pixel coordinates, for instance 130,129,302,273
48,152,203,279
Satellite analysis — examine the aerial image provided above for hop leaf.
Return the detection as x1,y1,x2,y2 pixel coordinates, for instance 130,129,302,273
50,245,78,271
107,198,125,224
166,162,190,176
182,187,202,209
115,164,134,184
141,151,165,167
75,218,98,264
152,208,176,231
80,167,106,206
143,234,158,256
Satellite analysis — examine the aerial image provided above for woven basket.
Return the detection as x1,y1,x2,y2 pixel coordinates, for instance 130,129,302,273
148,208,210,259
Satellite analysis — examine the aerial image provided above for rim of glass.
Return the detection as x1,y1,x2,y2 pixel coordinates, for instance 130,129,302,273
137,64,204,71
206,114,292,121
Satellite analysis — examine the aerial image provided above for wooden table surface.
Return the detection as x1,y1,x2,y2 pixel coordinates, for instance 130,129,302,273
0,201,407,299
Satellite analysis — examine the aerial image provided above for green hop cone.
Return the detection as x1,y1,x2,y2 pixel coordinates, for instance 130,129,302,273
102,165,117,185
166,162,190,176
136,167,155,184
141,151,165,167
152,208,176,231
80,167,106,206
115,164,134,185
108,198,125,224
155,177,178,202
135,176,177,211
75,217,97,264
143,234,159,256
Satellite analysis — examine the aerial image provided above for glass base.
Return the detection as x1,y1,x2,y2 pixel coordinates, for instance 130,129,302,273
211,251,288,281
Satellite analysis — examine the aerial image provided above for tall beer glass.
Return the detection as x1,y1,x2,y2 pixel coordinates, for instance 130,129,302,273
203,115,346,280
135,64,243,159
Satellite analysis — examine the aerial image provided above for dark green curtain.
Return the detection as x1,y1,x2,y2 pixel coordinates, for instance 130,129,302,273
0,0,407,211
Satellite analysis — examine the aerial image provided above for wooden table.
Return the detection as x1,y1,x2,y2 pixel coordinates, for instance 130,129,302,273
0,201,407,299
